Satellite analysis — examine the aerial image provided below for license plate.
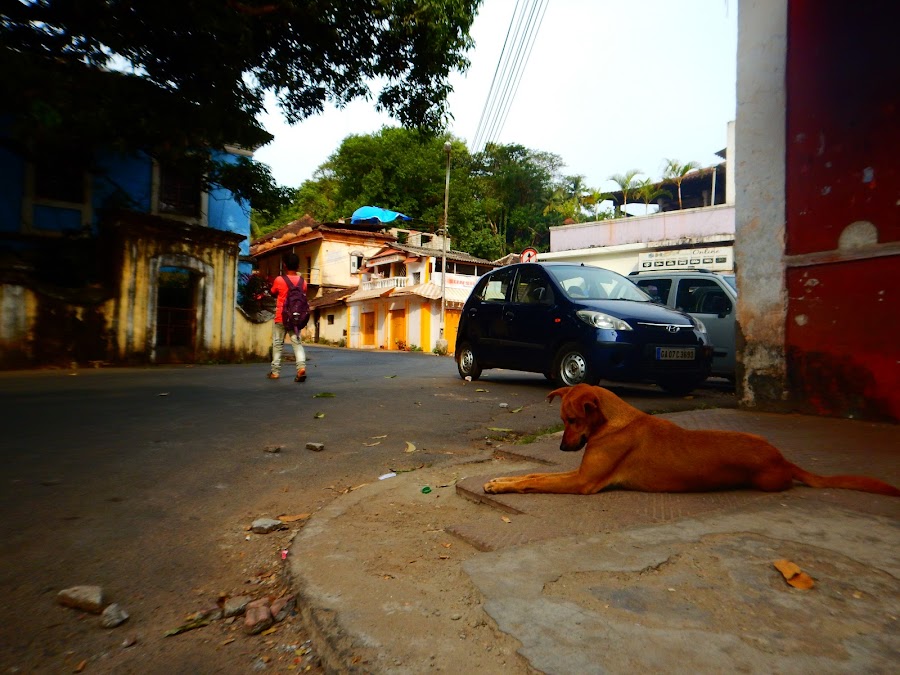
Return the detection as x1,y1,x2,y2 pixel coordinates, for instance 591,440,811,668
656,347,695,361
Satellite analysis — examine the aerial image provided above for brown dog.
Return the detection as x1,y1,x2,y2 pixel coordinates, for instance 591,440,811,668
483,384,900,497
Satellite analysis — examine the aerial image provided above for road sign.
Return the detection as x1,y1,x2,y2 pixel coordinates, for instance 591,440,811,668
521,247,538,263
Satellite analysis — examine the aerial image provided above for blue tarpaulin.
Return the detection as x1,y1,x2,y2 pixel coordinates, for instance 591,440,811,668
350,206,412,224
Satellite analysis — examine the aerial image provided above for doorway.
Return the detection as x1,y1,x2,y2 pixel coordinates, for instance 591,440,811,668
156,267,198,362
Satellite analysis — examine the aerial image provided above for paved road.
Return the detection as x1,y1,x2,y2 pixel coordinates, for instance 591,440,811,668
0,346,736,672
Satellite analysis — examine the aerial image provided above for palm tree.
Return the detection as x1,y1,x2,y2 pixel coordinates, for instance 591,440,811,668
635,178,672,215
662,159,700,209
608,169,643,216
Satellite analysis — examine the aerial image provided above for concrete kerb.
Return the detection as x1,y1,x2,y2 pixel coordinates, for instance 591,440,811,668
286,409,900,673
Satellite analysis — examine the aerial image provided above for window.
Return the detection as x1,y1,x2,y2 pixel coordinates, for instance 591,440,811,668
158,165,202,217
635,278,672,304
474,267,514,302
34,161,85,204
350,252,364,273
327,314,335,325
675,278,726,313
513,266,551,304
26,157,90,234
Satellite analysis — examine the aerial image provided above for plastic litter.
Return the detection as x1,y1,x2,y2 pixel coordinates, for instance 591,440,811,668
421,486,432,494
378,472,397,480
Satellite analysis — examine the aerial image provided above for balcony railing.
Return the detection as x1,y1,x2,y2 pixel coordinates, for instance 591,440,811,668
361,276,408,291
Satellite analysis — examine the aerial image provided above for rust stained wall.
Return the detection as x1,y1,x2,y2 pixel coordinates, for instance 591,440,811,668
787,261,899,421
785,1,900,420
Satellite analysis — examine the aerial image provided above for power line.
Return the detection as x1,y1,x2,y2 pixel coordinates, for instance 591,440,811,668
471,0,549,154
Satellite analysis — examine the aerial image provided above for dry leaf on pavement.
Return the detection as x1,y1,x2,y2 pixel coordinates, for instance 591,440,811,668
773,559,815,589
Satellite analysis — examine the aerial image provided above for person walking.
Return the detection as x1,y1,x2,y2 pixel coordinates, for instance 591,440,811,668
268,253,308,382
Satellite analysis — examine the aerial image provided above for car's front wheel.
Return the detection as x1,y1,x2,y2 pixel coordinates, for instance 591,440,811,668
456,342,483,380
552,343,592,387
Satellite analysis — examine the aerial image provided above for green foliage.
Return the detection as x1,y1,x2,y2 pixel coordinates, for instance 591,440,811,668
634,178,672,214
608,169,644,214
662,159,701,209
2,0,481,212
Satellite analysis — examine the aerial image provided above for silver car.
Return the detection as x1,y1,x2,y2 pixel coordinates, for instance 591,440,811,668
629,269,737,380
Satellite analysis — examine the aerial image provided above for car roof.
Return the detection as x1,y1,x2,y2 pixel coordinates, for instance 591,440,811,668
629,269,732,276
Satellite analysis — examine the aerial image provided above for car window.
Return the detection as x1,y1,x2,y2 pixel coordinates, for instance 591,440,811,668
547,265,649,301
675,278,732,314
635,278,672,303
473,267,515,302
513,266,553,304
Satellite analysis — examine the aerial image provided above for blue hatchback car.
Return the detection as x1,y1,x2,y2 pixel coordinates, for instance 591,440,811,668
455,262,713,394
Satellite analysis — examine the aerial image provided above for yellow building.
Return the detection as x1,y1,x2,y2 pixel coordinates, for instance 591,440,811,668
348,242,497,353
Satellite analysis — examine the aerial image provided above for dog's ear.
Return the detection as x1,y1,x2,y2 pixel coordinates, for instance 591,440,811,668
547,387,568,403
583,389,607,425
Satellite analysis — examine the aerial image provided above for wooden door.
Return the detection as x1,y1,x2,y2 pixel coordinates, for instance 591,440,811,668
361,311,376,347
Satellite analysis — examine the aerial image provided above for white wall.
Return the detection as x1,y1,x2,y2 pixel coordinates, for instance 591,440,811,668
735,0,788,406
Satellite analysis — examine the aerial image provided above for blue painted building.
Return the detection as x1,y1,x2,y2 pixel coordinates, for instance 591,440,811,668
0,141,271,368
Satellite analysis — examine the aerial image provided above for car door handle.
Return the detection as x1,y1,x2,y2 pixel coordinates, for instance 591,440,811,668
504,311,515,321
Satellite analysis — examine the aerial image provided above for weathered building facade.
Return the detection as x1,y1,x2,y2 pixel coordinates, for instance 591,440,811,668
0,145,271,368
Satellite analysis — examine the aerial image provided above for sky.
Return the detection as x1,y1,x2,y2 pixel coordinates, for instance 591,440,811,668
253,0,737,196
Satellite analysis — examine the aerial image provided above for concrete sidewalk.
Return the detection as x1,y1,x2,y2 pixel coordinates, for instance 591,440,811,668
288,408,900,674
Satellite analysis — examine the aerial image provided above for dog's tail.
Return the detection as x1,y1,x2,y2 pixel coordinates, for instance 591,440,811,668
789,464,900,496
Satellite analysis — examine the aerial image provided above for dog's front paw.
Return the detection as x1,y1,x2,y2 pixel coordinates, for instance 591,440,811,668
483,479,502,494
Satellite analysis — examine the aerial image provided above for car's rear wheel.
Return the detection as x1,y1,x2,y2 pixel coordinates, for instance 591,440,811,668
456,342,482,380
552,343,591,387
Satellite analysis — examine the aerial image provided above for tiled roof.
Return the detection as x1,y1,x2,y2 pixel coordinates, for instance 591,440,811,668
309,287,356,310
391,282,473,304
367,242,496,266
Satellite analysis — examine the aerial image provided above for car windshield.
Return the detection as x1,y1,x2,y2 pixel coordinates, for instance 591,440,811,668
547,265,650,301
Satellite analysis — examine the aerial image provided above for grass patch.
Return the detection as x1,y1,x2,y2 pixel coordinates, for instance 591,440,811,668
515,423,565,444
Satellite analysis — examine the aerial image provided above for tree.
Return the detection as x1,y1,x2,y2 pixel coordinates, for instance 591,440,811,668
662,159,701,209
634,178,672,215
608,169,643,216
1,1,481,217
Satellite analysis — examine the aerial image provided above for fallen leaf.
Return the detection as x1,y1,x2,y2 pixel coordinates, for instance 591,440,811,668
164,615,212,636
260,627,278,636
158,392,169,396
773,559,815,589
439,554,450,559
371,434,388,439
313,412,325,418
488,427,513,432
509,406,524,413
404,441,416,453
363,441,381,447
277,513,310,522
475,388,489,392
312,392,335,398
389,464,425,473
74,660,87,673
442,542,452,548
221,637,235,645
384,375,397,378
501,516,511,523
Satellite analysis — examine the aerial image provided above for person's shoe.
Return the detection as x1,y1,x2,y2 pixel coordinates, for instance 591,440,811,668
267,372,279,379
294,368,306,383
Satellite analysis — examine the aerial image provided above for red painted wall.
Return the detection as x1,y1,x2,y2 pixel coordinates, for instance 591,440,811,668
786,2,899,254
785,1,900,420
